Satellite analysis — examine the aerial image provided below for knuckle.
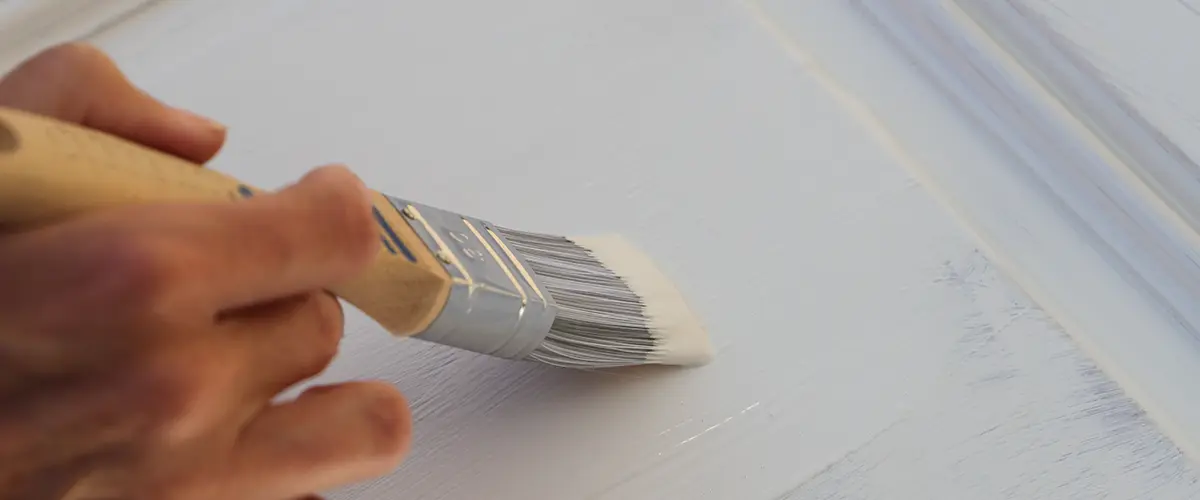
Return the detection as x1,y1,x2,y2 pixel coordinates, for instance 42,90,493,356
21,42,115,79
89,232,188,313
128,350,222,440
139,366,203,428
309,164,378,259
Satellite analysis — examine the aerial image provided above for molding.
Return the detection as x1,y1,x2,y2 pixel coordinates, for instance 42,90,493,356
749,0,1200,468
851,0,1200,461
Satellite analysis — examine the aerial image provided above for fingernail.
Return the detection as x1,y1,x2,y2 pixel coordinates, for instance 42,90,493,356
173,106,226,134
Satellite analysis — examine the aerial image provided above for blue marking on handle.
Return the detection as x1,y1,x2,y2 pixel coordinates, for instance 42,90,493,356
373,207,417,262
234,184,413,261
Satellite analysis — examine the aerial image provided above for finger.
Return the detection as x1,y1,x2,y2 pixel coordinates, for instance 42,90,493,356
0,165,375,341
0,43,226,163
219,292,344,396
230,382,411,499
0,375,140,474
185,164,379,310
0,214,165,370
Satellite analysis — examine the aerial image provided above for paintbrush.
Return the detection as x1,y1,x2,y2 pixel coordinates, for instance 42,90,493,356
0,107,713,369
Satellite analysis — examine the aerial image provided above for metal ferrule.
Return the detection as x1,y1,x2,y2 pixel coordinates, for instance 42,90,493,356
384,195,558,359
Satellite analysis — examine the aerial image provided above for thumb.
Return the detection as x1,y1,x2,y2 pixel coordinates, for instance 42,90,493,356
0,43,226,164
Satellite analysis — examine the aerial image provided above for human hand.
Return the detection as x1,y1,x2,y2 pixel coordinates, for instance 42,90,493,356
0,44,411,499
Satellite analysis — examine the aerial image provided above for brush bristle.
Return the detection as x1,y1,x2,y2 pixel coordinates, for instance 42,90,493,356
494,229,714,369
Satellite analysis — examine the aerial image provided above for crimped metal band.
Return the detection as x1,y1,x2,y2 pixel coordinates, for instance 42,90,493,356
384,196,557,359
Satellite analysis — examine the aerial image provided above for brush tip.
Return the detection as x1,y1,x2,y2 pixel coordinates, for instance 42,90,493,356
569,234,715,367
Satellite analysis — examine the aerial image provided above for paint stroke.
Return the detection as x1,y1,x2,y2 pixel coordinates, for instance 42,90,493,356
776,251,1200,499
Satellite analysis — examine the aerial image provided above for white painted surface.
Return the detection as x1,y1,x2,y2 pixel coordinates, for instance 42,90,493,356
6,0,1200,498
0,0,155,71
760,0,1200,480
1015,0,1200,167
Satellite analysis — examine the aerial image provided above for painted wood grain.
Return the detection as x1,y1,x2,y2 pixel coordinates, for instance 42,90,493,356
944,0,1200,469
4,0,1200,498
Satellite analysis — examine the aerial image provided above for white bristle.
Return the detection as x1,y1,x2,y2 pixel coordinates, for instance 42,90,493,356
493,230,714,369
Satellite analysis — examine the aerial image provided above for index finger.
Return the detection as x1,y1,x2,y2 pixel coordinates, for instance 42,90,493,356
0,43,226,164
182,165,379,311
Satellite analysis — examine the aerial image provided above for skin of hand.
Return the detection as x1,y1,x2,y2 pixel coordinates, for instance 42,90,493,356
0,43,412,499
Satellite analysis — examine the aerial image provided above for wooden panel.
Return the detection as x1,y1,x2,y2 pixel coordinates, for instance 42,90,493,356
3,0,1199,497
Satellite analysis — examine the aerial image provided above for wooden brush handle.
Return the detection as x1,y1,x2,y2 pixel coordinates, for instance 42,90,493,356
0,106,451,337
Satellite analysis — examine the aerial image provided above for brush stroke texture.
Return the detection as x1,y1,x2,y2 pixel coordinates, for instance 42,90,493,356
750,1,1200,496
854,0,1200,470
4,0,1200,498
